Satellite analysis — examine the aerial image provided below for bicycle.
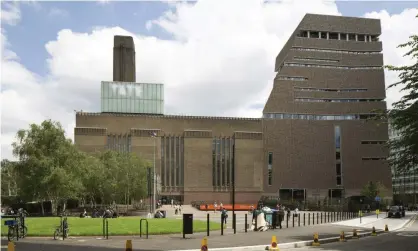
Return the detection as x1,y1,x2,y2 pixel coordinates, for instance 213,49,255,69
54,217,69,240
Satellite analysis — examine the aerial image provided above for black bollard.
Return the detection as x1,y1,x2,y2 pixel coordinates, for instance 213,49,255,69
292,214,295,227
328,212,330,222
286,213,289,228
298,213,300,227
245,214,247,233
312,213,315,225
321,212,323,224
254,214,258,231
233,214,236,234
106,220,109,240
317,213,319,224
207,214,210,236
303,213,306,226
308,213,310,225
221,216,224,236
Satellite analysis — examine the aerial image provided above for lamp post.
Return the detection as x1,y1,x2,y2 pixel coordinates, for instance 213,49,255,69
232,139,236,233
151,132,157,213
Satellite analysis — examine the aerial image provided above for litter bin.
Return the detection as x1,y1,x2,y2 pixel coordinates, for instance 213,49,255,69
183,214,193,236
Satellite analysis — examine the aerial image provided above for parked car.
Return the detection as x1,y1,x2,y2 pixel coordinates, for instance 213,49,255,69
399,206,406,217
388,206,402,218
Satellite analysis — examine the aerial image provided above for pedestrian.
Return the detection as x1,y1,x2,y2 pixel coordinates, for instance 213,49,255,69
171,199,174,207
214,201,218,213
221,208,228,225
278,207,284,229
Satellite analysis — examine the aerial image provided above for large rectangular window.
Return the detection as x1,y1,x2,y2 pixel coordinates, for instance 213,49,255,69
212,137,234,188
334,126,343,186
268,152,273,186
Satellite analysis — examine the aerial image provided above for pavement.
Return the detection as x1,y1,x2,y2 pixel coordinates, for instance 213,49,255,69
283,213,418,251
1,209,414,251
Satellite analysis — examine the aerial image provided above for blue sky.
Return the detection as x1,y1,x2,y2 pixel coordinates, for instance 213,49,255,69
2,0,418,77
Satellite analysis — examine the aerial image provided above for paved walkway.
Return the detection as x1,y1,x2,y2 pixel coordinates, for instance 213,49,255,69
15,222,371,250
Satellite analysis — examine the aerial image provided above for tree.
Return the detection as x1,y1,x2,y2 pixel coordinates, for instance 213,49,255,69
1,159,19,196
12,120,84,215
361,181,388,199
386,18,418,174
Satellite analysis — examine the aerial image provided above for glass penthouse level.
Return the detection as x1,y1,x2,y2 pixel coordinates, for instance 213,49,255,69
101,81,164,114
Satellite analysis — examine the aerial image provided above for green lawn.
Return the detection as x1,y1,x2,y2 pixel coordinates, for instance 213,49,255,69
1,217,222,236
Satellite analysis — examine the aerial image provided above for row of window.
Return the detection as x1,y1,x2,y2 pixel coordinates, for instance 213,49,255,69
212,137,234,188
107,134,132,153
268,152,273,186
362,157,387,160
297,30,379,42
295,87,367,92
284,62,382,70
292,47,381,55
361,140,386,145
334,126,343,186
276,76,307,81
294,98,383,103
263,113,378,121
294,56,339,63
161,136,184,187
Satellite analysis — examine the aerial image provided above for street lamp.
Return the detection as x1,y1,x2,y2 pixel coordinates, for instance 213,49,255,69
151,132,157,213
232,138,236,234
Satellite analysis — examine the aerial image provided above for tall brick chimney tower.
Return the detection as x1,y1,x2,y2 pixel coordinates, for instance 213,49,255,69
113,35,136,82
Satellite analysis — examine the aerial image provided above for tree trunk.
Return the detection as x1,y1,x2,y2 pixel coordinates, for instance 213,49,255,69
40,201,45,216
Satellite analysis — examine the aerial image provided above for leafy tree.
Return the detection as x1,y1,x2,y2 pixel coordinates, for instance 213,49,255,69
1,159,19,196
361,181,388,199
12,120,83,215
386,19,418,174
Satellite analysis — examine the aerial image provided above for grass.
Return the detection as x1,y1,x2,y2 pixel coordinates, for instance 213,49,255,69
1,217,222,236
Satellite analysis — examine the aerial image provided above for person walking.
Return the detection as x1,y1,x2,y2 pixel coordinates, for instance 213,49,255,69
214,201,218,213
221,208,228,225
278,207,285,229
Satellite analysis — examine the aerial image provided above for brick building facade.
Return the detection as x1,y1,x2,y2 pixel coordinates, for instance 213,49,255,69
75,14,392,204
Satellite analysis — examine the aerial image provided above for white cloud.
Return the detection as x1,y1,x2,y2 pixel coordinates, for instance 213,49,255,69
1,2,21,26
364,9,418,108
1,0,417,160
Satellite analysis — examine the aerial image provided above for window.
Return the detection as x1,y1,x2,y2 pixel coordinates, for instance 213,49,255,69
294,87,367,92
361,140,386,145
263,113,381,121
340,33,347,40
297,30,308,37
292,47,381,55
310,31,319,38
336,176,342,185
358,34,365,42
268,152,273,186
348,34,356,41
336,163,342,175
329,33,338,40
284,62,382,70
320,32,327,39
294,98,383,103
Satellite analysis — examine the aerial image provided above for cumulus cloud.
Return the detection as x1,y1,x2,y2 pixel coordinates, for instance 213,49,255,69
0,2,21,26
1,0,417,160
364,9,418,107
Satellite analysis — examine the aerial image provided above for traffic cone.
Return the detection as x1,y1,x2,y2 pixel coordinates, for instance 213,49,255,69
266,235,279,251
201,237,208,251
371,226,377,236
8,241,15,251
352,229,359,239
126,240,133,251
385,224,389,232
312,233,320,246
339,231,346,242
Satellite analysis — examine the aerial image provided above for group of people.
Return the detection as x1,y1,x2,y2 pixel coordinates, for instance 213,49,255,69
170,199,183,215
79,208,118,218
